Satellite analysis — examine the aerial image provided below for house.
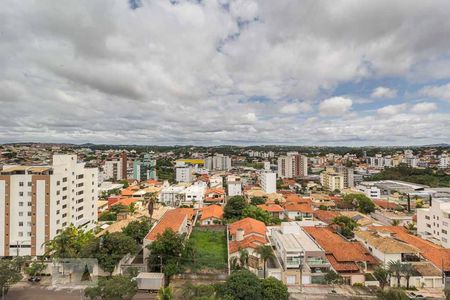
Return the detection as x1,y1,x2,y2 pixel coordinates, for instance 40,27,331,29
228,218,268,272
271,222,330,285
373,199,402,211
304,226,378,285
143,208,195,264
370,210,413,226
199,205,224,225
283,202,313,220
257,204,285,220
313,210,340,224
204,188,226,205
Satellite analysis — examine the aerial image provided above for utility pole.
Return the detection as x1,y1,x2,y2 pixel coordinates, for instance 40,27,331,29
298,259,304,293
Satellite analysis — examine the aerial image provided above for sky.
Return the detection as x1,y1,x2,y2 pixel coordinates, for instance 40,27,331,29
1,0,450,146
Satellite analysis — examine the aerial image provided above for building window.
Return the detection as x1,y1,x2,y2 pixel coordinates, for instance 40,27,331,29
19,222,23,226
28,182,32,187
443,229,448,234
28,212,31,216
18,232,23,237
425,216,430,220
19,212,23,217
19,192,24,196
19,182,24,187
19,202,24,207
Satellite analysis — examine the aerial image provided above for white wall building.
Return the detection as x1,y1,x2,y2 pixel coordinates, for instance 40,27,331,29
439,153,449,169
104,160,123,181
205,154,231,171
175,163,193,183
357,185,381,199
417,198,450,248
260,172,276,194
277,154,307,179
227,175,242,196
0,155,98,257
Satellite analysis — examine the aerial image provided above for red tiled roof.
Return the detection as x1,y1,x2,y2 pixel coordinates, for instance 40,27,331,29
284,203,313,213
370,226,450,272
229,217,267,236
205,188,225,195
229,235,267,254
200,204,223,220
111,198,138,207
145,208,193,241
257,204,284,213
313,210,340,224
373,199,400,210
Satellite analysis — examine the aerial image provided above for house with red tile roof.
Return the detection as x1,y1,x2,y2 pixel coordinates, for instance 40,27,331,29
143,208,195,259
283,202,313,220
199,204,224,225
111,197,141,208
257,204,285,219
204,188,226,205
313,210,340,224
304,226,378,285
228,218,268,271
373,199,402,210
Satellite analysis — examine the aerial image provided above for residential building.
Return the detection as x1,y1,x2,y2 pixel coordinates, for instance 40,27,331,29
440,153,449,169
209,175,223,188
0,154,98,256
357,185,381,199
227,175,242,196
417,198,450,248
159,184,187,206
271,222,330,285
336,166,355,188
181,182,207,208
258,204,285,220
205,154,231,171
277,154,308,179
175,162,193,183
132,154,157,182
204,188,226,205
259,172,276,194
320,169,344,191
104,159,123,181
284,202,313,221
199,204,223,225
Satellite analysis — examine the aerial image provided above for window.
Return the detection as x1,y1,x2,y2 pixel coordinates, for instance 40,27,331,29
19,192,24,196
27,232,31,237
444,221,449,227
19,202,24,207
19,182,24,187
27,212,31,216
27,192,32,196
18,232,23,237
443,229,448,234
28,182,32,187
57,181,60,186
28,202,32,206
62,177,67,182
19,222,23,226
426,216,430,220
443,237,448,243
19,212,23,217
56,191,60,195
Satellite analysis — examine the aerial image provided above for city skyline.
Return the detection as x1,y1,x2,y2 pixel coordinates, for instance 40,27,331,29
2,0,450,145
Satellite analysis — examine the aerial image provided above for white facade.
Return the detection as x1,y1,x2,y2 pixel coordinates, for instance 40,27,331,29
320,171,344,191
209,175,223,188
227,175,242,196
357,185,381,199
439,154,449,169
205,154,231,171
175,165,193,183
0,155,98,257
182,182,207,208
277,154,307,179
277,156,294,178
260,172,276,194
417,198,450,248
104,160,123,181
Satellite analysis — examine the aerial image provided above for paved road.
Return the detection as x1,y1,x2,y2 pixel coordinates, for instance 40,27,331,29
5,286,157,300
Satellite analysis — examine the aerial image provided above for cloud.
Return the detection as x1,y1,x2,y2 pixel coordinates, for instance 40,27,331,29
319,97,353,116
279,102,311,114
418,83,450,102
411,102,437,114
377,104,408,116
371,86,397,98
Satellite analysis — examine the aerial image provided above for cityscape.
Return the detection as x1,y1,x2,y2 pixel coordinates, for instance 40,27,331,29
2,1,450,300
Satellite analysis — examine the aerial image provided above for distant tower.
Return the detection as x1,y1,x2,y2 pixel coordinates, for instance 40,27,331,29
121,152,127,180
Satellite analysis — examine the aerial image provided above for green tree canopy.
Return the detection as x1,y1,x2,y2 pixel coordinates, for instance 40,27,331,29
45,224,96,258
84,275,137,300
250,197,266,205
376,288,408,300
0,258,23,297
224,196,248,220
343,193,375,214
242,206,272,225
122,218,153,244
332,215,358,238
261,277,289,300
217,270,263,300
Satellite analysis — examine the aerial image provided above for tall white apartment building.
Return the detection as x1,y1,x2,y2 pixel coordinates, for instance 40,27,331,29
0,155,98,257
439,153,449,169
320,169,344,191
104,160,123,181
259,172,276,194
417,198,450,248
277,154,308,178
227,175,242,196
205,154,231,171
175,163,193,183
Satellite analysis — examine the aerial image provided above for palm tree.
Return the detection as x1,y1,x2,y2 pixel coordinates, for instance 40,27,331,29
256,245,275,279
388,261,403,287
238,248,249,269
391,219,400,226
373,265,390,290
157,286,173,300
404,223,416,234
401,263,414,289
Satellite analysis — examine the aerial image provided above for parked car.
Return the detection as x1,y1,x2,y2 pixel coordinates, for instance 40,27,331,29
28,276,41,283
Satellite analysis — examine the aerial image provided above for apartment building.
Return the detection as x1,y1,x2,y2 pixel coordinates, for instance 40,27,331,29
259,172,276,194
227,175,242,196
335,166,355,188
132,154,157,181
320,169,344,191
277,153,308,179
104,160,123,181
175,163,193,183
440,153,449,169
205,154,231,171
417,198,450,248
0,154,98,257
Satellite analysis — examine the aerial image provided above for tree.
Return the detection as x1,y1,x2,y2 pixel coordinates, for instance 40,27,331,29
147,229,185,285
0,259,23,297
84,275,137,300
26,261,46,277
343,193,375,214
157,285,174,300
180,282,216,300
238,249,249,269
376,288,408,300
324,270,343,284
218,270,263,300
91,232,138,275
391,219,400,226
404,222,416,234
122,219,152,244
224,196,247,219
250,197,266,206
401,263,414,289
256,245,274,279
45,224,96,259
242,206,271,225
332,215,358,238
373,265,390,290
388,261,403,287
261,277,289,300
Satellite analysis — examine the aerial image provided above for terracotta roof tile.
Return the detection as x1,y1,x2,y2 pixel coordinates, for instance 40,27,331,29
257,204,284,213
200,204,224,221
145,208,193,241
229,217,267,236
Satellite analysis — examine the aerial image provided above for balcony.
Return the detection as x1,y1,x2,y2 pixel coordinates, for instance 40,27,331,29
306,258,330,267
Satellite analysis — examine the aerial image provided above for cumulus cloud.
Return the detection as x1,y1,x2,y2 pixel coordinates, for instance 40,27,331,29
418,83,450,102
0,0,450,145
319,97,353,116
371,87,398,98
411,102,437,114
377,104,408,116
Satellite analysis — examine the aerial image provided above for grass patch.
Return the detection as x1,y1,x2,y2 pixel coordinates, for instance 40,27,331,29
183,228,227,272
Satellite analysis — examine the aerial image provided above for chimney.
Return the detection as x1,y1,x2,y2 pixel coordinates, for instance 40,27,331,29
236,228,244,242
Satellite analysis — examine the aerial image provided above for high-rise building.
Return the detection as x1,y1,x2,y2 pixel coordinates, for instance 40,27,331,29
205,154,231,171
0,155,98,257
104,160,123,181
121,152,127,180
439,153,449,169
336,166,355,188
320,169,344,191
277,154,308,179
133,154,157,181
175,162,193,183
260,172,276,194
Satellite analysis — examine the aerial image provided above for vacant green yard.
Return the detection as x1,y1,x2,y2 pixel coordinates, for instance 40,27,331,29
183,228,227,272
